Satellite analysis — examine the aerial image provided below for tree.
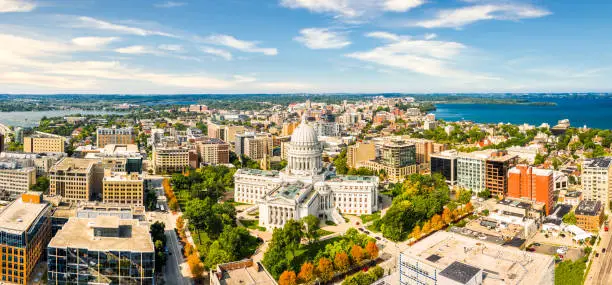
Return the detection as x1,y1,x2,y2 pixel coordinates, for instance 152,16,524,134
350,245,364,264
555,258,587,285
410,225,422,239
477,188,491,199
442,208,452,224
297,262,315,283
317,258,334,282
302,215,320,244
187,253,204,277
30,176,50,193
457,189,472,204
464,202,474,213
334,252,350,271
150,222,166,244
204,241,232,269
279,271,297,285
431,214,443,230
563,212,577,225
168,197,179,211
176,216,185,230
365,241,379,260
421,221,431,234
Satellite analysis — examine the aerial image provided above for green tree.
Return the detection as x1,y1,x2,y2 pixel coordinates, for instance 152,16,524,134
30,176,50,193
563,212,577,225
302,215,320,244
555,257,587,285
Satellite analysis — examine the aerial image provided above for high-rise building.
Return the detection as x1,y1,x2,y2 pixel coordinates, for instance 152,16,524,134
0,193,52,285
430,150,458,185
49,158,102,202
508,165,554,214
103,170,144,206
456,150,493,193
96,127,135,148
47,216,155,284
208,122,245,143
197,138,229,165
582,157,612,210
85,144,143,174
23,133,65,153
485,151,518,197
1,152,66,176
151,142,190,174
244,134,273,160
358,140,417,182
347,142,376,169
0,157,36,196
281,121,300,136
234,132,255,157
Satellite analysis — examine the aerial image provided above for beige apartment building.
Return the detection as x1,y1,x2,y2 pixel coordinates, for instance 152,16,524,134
0,160,36,196
23,133,65,153
49,158,101,202
197,138,229,165
102,170,144,206
96,127,135,148
347,142,376,169
152,143,190,174
244,134,273,160
208,122,245,143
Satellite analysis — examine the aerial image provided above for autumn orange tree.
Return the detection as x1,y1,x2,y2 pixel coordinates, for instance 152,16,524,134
176,216,185,230
442,208,452,224
421,221,431,234
465,202,474,213
350,245,364,264
334,252,350,271
431,214,443,230
187,253,204,277
279,270,297,285
317,257,334,282
411,225,422,239
297,262,315,283
365,241,379,260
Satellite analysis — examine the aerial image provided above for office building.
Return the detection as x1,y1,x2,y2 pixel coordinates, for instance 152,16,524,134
358,139,417,182
197,138,230,165
208,122,245,143
235,132,255,157
47,216,155,284
456,150,494,194
314,121,340,137
0,193,52,284
1,152,66,176
430,150,458,185
281,121,300,136
399,231,554,285
49,158,101,202
347,142,376,169
23,133,65,153
508,165,554,214
575,200,604,232
244,134,273,160
0,157,36,196
188,104,208,113
151,142,190,174
96,127,134,148
85,144,143,174
485,151,518,197
581,157,612,210
103,170,144,206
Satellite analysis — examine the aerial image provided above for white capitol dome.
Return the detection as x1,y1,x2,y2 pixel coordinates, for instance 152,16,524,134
290,120,318,145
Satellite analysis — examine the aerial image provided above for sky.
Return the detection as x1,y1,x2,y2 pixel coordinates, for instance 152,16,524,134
1,0,612,94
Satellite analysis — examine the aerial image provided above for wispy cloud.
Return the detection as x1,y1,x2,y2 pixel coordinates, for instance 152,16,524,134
154,1,187,8
347,31,496,79
233,75,257,83
158,44,183,52
201,46,233,60
71,37,119,50
413,3,551,29
280,0,426,20
77,16,178,37
294,28,351,49
204,34,278,56
114,45,161,55
0,0,36,13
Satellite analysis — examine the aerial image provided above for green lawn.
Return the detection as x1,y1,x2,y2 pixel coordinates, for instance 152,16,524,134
240,219,266,231
366,224,381,233
316,229,334,237
360,212,381,224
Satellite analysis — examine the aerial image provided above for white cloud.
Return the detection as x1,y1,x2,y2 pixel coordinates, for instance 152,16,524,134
294,28,351,49
347,31,495,79
71,37,119,49
0,0,36,13
233,75,257,83
424,33,437,40
414,3,551,29
205,34,278,56
154,1,186,8
158,44,183,52
77,16,177,37
280,0,425,20
383,0,425,12
114,45,160,55
201,46,233,60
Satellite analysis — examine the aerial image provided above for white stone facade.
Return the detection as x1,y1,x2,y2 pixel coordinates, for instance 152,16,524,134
234,118,379,230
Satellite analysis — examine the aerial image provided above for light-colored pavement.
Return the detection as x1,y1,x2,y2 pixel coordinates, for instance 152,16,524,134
147,210,193,285
585,226,612,285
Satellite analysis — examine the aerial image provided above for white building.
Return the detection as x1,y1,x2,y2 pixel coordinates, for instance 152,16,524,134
234,117,379,230
582,157,612,210
456,151,493,193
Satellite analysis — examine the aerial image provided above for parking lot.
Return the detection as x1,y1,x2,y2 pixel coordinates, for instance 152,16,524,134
527,243,584,261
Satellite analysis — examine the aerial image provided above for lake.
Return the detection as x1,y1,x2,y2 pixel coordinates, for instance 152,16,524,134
0,110,127,128
433,97,612,130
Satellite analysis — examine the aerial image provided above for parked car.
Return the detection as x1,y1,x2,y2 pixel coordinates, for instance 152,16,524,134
527,247,536,252
603,248,606,253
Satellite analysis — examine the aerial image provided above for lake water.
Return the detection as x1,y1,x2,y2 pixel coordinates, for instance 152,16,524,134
0,110,126,128
434,97,612,130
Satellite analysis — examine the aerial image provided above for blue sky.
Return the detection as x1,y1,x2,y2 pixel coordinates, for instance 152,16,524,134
1,0,611,94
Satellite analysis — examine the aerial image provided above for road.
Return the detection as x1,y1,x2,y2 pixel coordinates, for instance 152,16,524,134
587,227,612,285
148,211,192,285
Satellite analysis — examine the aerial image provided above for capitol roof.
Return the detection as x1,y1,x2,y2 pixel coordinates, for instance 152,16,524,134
290,118,318,145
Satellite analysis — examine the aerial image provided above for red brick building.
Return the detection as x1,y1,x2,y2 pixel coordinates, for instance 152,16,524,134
508,165,554,214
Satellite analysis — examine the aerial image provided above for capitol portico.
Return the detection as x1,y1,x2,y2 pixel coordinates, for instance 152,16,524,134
234,117,379,230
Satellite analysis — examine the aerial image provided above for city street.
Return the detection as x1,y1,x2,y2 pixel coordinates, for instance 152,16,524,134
148,211,193,285
585,226,612,285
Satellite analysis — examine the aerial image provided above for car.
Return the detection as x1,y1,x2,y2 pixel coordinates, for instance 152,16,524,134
533,243,541,247
168,252,172,255
375,237,381,240
527,247,536,252
356,222,360,225
596,253,600,257
603,248,606,253
364,231,370,234
557,248,567,255
605,226,609,232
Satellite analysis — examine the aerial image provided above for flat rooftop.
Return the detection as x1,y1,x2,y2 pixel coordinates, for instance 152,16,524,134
237,168,279,177
51,158,98,173
584,157,612,169
403,231,554,285
214,260,276,285
49,217,154,252
326,175,377,183
576,200,602,216
271,182,309,200
0,198,48,232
